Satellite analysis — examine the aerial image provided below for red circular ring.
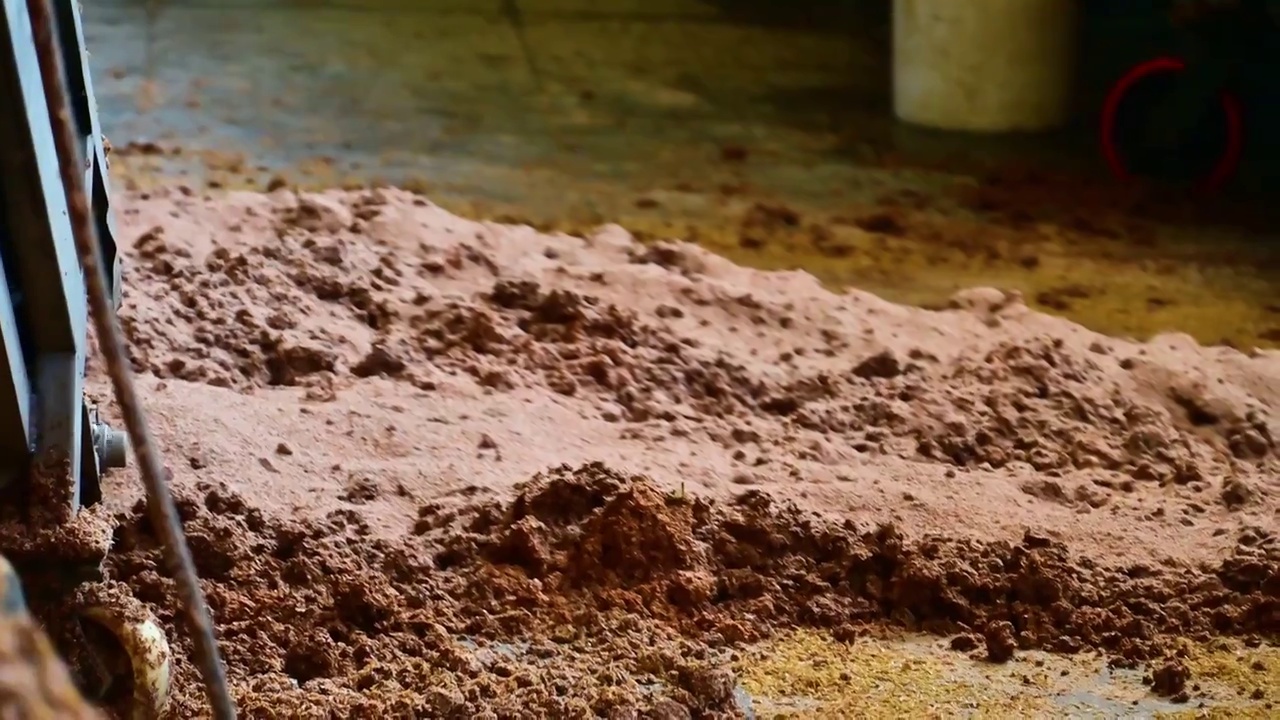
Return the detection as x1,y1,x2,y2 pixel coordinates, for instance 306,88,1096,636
1099,55,1244,191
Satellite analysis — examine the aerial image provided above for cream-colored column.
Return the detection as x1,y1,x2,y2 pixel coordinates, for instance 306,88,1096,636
893,0,1079,132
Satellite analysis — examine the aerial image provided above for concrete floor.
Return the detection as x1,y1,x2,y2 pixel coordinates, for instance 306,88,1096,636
87,0,1279,349
91,0,916,197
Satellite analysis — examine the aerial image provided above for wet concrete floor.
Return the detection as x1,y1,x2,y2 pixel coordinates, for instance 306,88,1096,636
88,0,1279,349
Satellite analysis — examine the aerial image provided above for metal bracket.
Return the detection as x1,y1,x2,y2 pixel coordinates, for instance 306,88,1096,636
0,0,127,512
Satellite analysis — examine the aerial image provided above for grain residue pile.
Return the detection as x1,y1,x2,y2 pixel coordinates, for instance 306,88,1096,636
86,187,1277,716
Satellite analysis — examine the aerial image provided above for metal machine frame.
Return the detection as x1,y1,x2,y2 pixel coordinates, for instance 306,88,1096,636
0,2,186,715
0,0,127,513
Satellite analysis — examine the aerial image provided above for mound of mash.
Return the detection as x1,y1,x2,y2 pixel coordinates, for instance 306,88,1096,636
84,187,1278,716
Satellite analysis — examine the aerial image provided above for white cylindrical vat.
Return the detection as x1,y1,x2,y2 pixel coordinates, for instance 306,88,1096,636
892,0,1078,133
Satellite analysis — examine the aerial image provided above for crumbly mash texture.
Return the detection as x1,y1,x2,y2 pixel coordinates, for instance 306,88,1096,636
73,187,1278,716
